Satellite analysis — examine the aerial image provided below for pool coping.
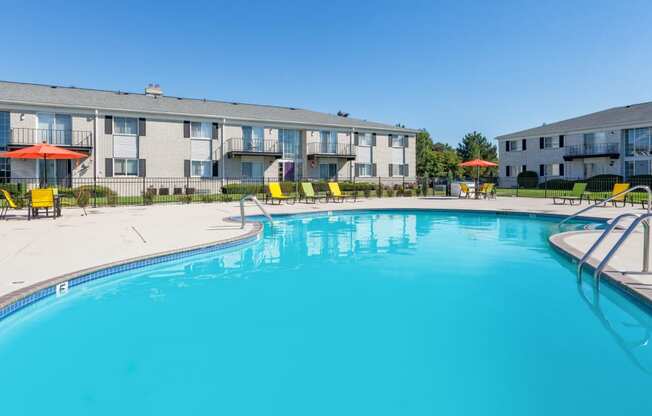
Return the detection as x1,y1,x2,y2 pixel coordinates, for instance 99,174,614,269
549,230,652,307
0,207,629,322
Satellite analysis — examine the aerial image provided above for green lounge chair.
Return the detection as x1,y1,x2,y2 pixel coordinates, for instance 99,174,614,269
299,182,325,203
553,183,587,205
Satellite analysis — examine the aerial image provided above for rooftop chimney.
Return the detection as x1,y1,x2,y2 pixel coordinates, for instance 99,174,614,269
145,83,163,97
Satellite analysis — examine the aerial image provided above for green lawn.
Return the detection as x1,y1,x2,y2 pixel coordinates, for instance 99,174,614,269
496,188,648,204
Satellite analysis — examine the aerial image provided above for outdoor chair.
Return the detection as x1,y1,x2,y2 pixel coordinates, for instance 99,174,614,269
267,182,295,204
29,188,56,220
552,183,587,206
459,183,472,199
327,182,347,203
299,182,325,204
478,183,496,199
0,189,22,220
592,183,631,208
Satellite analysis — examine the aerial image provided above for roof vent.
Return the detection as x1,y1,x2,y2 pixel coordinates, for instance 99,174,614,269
145,83,163,97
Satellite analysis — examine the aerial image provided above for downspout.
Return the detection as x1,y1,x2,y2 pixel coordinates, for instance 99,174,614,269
221,117,226,188
350,128,354,180
93,109,98,179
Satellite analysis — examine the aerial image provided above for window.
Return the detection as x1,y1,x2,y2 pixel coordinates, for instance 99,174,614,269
37,113,72,145
507,140,522,151
242,161,264,178
542,163,564,177
390,135,406,147
319,163,337,179
278,128,300,159
358,133,373,146
625,127,651,156
114,158,138,176
242,126,264,150
390,164,407,177
114,117,138,135
191,161,212,177
320,131,338,153
191,122,212,139
358,163,373,177
543,136,560,149
625,160,651,177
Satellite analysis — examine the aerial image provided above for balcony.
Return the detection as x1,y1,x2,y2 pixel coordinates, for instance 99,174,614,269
9,128,93,150
563,143,620,161
306,142,356,160
226,138,282,158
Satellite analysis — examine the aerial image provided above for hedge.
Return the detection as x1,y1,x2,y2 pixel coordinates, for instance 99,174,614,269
517,171,538,188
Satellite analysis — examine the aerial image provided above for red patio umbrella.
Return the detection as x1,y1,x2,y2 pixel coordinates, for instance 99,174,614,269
0,143,88,185
458,158,498,198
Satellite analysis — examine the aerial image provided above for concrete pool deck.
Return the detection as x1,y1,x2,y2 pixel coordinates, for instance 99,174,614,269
1,196,650,306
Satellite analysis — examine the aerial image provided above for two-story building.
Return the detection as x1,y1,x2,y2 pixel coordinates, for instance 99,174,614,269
0,81,416,184
496,101,652,186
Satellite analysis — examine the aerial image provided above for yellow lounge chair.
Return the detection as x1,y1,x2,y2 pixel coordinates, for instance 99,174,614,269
327,182,346,203
459,183,472,199
29,188,56,220
477,183,496,199
267,182,295,205
0,189,22,220
593,183,630,208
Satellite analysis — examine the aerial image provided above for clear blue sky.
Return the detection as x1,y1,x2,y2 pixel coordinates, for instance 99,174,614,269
2,0,652,146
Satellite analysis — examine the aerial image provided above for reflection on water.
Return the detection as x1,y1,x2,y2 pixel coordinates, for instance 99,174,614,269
577,277,652,374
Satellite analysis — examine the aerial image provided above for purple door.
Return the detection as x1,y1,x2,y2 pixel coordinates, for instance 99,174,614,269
283,162,295,180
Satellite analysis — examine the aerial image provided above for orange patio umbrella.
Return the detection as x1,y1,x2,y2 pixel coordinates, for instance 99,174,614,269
458,158,498,198
0,143,88,185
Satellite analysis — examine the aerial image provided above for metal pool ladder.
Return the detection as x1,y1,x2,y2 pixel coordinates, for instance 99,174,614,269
239,194,273,229
558,185,652,289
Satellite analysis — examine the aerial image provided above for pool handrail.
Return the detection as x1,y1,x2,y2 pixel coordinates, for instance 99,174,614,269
576,212,640,280
594,212,652,283
239,194,273,229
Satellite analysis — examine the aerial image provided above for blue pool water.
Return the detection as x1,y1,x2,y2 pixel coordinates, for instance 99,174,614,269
0,210,651,415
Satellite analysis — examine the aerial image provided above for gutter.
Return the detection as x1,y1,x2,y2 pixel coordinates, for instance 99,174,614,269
0,98,418,134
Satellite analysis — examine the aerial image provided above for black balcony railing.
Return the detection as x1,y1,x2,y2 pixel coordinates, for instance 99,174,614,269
226,138,281,155
306,142,356,159
10,128,93,148
564,143,620,159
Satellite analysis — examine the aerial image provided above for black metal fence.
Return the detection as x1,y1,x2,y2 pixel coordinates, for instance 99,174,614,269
496,175,651,204
0,176,450,208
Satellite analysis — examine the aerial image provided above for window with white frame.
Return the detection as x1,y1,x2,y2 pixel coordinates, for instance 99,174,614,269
242,126,264,150
390,135,406,147
507,140,522,151
114,158,138,176
114,117,138,135
542,163,563,176
543,136,560,149
242,161,264,178
113,117,138,176
624,127,651,157
191,121,212,139
320,130,338,153
357,163,373,177
358,133,373,146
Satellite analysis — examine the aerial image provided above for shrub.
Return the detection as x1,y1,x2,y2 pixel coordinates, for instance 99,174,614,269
363,189,371,198
142,189,155,205
106,193,118,206
179,195,192,204
385,186,394,197
517,171,539,188
200,194,215,203
627,175,652,188
539,178,575,190
376,187,383,198
222,183,265,195
403,188,413,197
75,188,90,208
63,185,116,198
585,174,623,192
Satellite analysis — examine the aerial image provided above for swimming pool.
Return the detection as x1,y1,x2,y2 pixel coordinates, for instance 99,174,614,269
0,210,650,415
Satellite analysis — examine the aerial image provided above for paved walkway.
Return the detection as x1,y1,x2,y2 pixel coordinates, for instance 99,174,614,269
1,196,649,300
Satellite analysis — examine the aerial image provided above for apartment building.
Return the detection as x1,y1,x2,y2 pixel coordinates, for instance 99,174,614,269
0,81,416,183
496,101,652,186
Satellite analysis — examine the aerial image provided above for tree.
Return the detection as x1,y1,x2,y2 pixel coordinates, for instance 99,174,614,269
416,130,462,177
456,131,498,176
